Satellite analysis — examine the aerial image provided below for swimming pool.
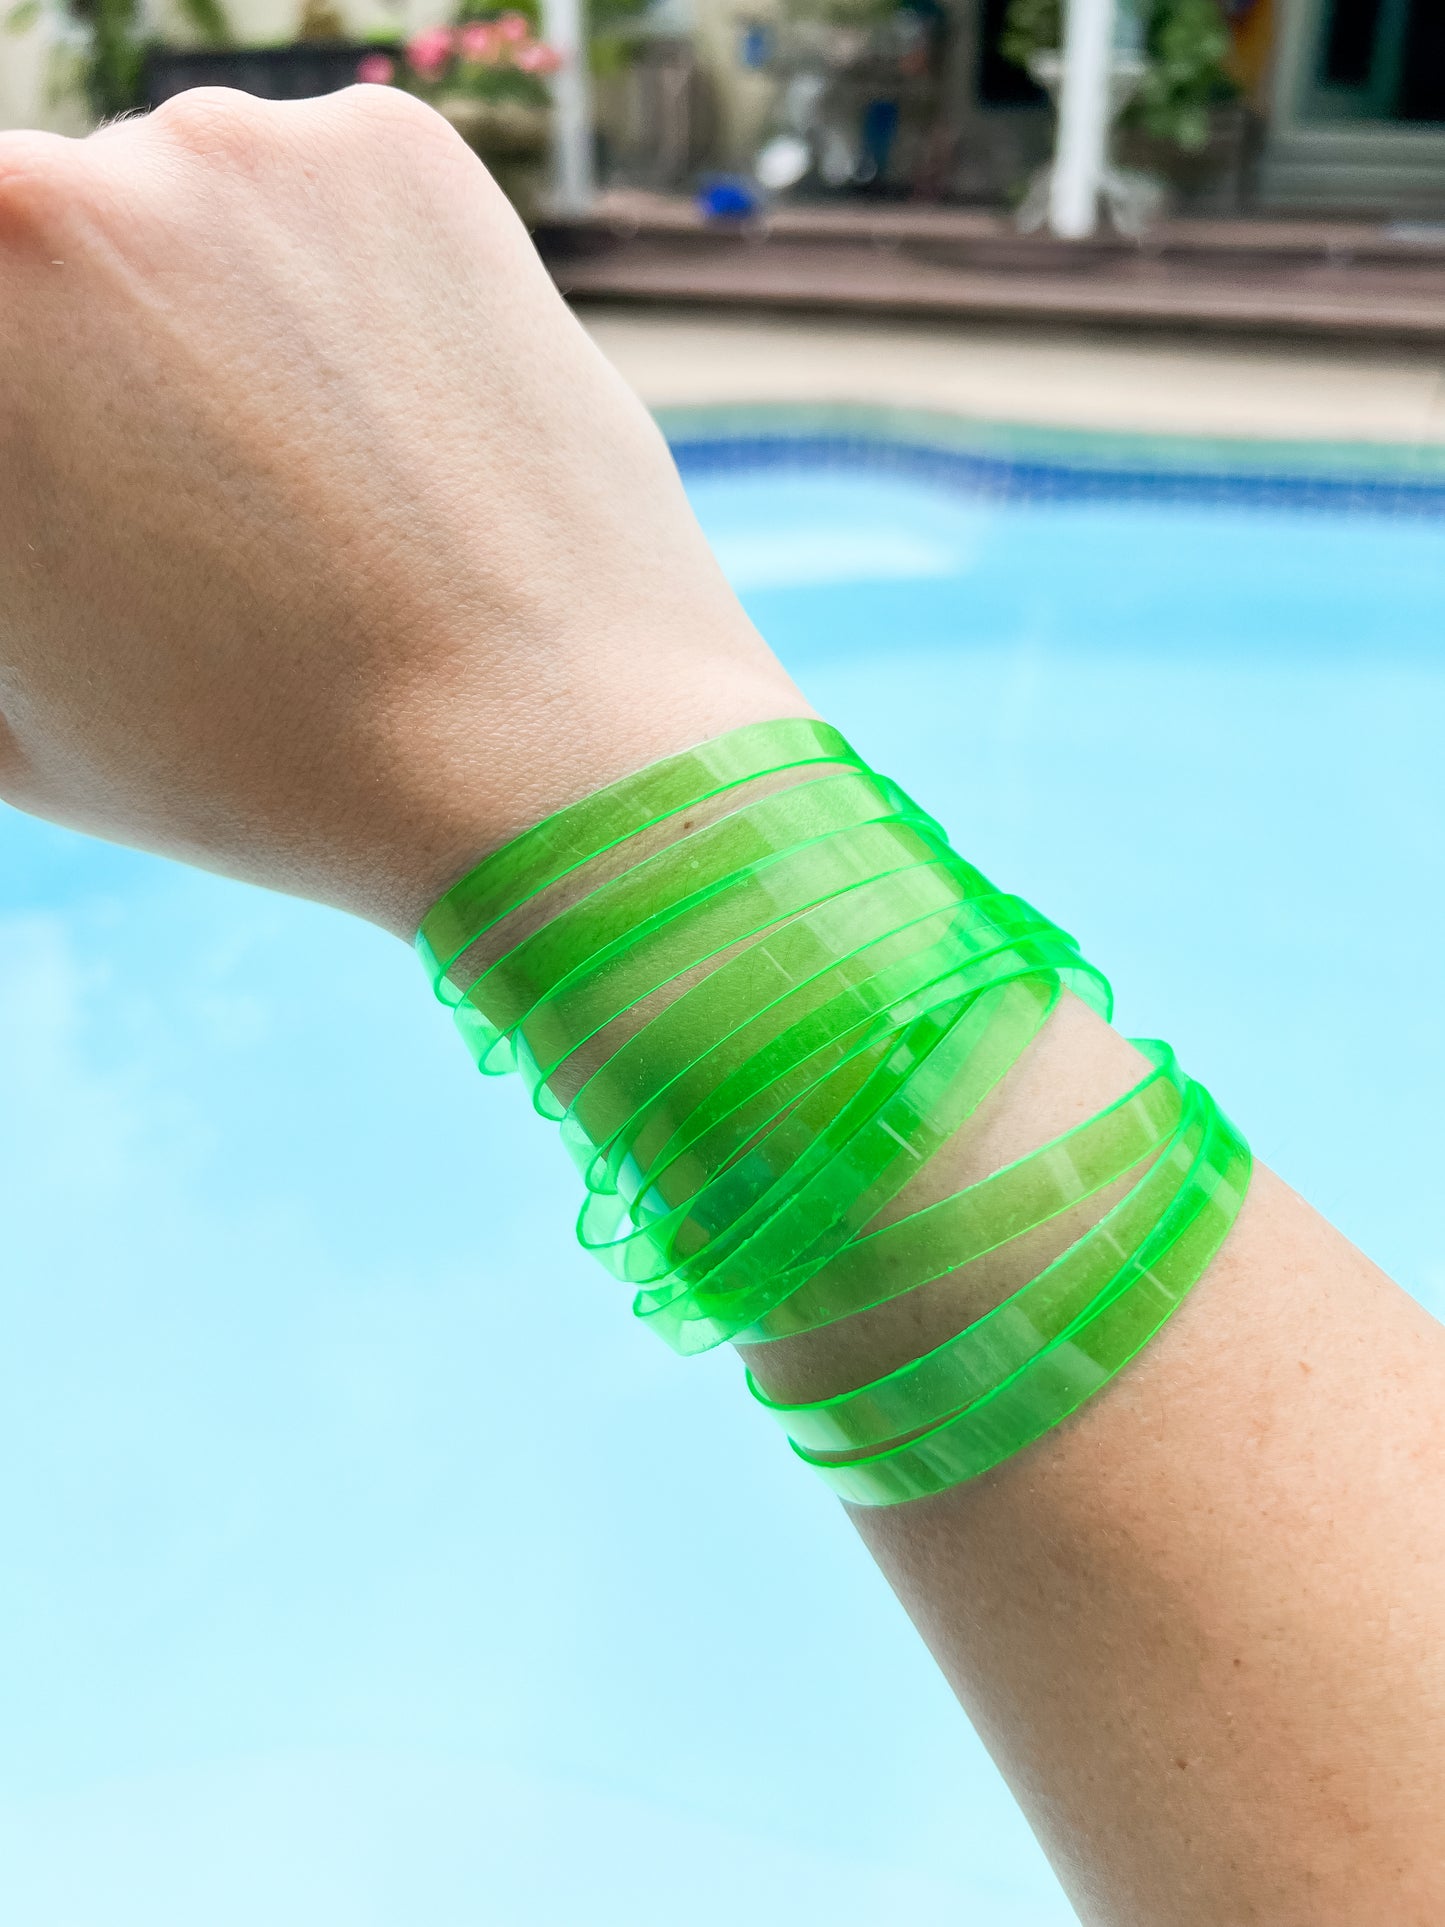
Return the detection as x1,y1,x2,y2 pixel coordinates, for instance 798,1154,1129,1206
1,414,1441,1925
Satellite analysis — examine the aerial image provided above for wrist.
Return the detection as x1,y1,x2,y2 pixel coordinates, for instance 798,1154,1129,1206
345,648,812,940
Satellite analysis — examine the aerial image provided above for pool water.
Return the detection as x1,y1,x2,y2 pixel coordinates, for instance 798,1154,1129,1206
2,428,1442,1926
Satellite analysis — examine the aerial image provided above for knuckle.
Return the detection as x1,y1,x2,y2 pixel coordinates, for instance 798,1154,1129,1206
0,128,68,183
0,131,74,236
323,85,513,214
149,85,274,162
0,130,65,203
327,81,463,151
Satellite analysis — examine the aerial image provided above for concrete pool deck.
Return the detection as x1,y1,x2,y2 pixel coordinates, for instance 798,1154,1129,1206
580,304,1445,450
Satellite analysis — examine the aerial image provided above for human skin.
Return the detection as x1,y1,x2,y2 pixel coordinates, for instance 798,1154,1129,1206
1,90,1442,1924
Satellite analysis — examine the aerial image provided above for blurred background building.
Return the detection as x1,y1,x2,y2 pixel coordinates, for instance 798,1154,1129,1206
4,0,1444,217
603,0,1445,215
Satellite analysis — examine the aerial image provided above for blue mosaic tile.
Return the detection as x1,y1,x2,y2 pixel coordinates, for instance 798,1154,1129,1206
668,432,1445,520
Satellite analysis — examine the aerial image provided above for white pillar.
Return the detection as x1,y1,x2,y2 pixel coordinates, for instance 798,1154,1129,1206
1049,0,1115,239
541,0,595,214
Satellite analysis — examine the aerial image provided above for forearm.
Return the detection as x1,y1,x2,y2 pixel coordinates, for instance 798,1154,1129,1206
417,678,1445,1924
822,1008,1445,1925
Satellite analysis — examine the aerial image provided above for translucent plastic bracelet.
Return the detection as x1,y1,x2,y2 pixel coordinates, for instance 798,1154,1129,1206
752,1047,1202,1453
418,718,1250,1501
743,1038,1187,1343
638,976,1066,1353
416,716,863,996
797,1104,1251,1503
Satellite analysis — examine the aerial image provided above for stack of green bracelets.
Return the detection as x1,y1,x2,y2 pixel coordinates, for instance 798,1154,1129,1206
417,719,1250,1505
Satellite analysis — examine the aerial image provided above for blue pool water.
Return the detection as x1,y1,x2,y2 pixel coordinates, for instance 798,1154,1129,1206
2,424,1443,1926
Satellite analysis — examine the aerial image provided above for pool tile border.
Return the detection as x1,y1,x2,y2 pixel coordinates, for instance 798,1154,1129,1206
662,403,1445,518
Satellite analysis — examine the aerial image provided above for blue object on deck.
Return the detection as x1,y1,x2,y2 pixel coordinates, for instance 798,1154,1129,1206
738,21,772,68
861,97,900,179
696,174,759,221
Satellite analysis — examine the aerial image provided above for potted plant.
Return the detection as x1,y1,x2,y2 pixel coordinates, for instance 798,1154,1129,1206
1115,0,1253,210
363,11,562,223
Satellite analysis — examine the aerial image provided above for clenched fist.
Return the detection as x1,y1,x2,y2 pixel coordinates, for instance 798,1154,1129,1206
0,86,799,932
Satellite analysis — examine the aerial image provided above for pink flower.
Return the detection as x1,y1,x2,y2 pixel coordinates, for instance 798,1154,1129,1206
405,25,454,80
458,20,502,61
515,39,561,72
497,10,530,42
355,51,395,84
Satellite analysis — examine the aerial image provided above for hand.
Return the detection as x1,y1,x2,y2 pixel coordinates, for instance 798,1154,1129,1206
0,87,800,933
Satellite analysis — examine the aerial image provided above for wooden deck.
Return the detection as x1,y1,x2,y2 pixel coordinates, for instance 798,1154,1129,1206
539,191,1445,343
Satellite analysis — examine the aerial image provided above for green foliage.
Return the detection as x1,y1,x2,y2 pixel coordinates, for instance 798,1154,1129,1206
174,0,231,43
1130,0,1233,148
1000,0,1236,152
73,0,146,118
6,0,230,121
586,0,651,76
999,0,1058,69
783,0,902,22
456,0,538,20
452,62,550,105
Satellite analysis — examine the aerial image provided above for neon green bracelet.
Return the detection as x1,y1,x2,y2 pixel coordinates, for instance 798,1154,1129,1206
754,1054,1206,1452
742,1037,1187,1342
417,716,861,997
798,1104,1250,1503
417,719,1250,1502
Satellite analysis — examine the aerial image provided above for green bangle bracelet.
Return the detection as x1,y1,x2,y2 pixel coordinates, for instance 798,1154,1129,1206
417,719,1250,1501
417,716,862,996
742,1038,1187,1343
573,901,1097,1237
799,1101,1250,1503
558,873,1012,1189
637,977,1064,1353
573,929,1082,1282
752,1056,1204,1455
456,773,955,1079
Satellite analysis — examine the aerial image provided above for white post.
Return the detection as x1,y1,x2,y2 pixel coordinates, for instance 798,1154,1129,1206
1049,0,1115,239
541,0,595,215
